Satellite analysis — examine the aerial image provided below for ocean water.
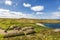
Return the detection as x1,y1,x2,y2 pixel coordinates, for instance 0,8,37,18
44,23,60,28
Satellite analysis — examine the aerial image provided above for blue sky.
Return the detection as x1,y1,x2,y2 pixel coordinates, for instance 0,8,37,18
0,0,60,19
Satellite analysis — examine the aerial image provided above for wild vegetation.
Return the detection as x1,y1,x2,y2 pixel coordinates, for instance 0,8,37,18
0,18,60,40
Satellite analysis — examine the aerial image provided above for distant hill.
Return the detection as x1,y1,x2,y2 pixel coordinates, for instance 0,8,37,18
0,18,60,23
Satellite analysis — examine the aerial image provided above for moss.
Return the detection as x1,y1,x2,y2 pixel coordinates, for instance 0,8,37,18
0,34,4,40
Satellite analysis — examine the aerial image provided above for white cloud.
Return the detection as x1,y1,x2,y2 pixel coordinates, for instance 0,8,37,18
0,8,41,19
36,12,60,19
5,0,12,5
52,12,60,16
50,12,60,19
36,12,44,14
31,6,44,11
23,3,31,7
0,9,10,12
0,8,25,18
58,6,60,10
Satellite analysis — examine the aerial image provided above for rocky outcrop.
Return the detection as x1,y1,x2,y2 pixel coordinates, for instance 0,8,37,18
36,23,46,27
0,26,35,38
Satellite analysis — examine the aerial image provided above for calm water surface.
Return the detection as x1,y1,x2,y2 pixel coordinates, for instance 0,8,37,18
44,23,60,28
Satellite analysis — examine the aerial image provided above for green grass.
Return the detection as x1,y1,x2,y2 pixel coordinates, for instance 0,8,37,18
3,27,60,40
0,18,60,40
0,34,4,40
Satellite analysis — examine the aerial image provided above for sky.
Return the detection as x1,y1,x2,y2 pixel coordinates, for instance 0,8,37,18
0,0,60,19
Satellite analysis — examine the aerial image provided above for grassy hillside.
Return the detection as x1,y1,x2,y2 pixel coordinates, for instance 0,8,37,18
0,18,60,29
0,18,60,40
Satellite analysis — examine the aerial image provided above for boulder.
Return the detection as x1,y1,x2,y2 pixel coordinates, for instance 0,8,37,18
22,27,34,31
0,26,35,38
8,25,21,30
